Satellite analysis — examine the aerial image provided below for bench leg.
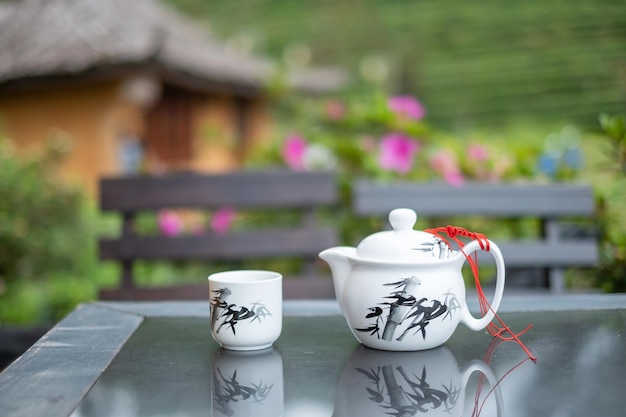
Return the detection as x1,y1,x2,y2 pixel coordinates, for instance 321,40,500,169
122,261,135,290
549,268,565,294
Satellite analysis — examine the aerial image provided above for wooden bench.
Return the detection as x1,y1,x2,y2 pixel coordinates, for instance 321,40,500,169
352,180,599,293
98,170,339,300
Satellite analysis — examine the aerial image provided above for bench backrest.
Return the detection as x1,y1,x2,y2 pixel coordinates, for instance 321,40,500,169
353,181,595,217
98,170,340,300
352,180,599,293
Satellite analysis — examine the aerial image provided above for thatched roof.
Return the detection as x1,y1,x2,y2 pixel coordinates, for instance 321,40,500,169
0,0,345,95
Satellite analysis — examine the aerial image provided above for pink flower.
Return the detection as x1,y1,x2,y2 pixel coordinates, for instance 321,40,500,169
443,170,465,186
378,133,421,173
324,99,346,121
211,208,235,235
430,150,457,173
429,150,465,186
467,143,490,162
360,135,377,153
388,95,426,120
158,210,183,237
282,134,307,170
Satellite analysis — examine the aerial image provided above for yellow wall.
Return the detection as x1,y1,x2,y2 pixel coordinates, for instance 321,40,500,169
191,94,238,172
191,95,272,173
244,99,273,160
0,78,274,198
0,80,144,196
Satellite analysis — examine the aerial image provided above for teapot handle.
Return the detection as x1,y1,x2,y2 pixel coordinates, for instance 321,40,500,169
458,239,505,331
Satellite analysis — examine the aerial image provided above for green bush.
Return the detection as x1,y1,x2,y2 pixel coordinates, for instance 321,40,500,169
254,87,626,292
592,114,626,292
251,90,586,247
0,133,113,324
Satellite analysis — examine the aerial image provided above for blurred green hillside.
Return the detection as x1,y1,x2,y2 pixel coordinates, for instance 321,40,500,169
168,0,625,128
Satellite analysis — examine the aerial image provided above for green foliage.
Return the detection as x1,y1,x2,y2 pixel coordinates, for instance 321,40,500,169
592,114,626,292
251,88,589,270
0,138,80,282
167,0,626,127
254,90,581,186
599,113,626,175
0,134,114,324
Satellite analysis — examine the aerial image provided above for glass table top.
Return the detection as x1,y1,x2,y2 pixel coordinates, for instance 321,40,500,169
69,309,626,417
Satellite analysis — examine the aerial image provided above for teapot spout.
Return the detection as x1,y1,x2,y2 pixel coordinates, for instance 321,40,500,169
319,246,354,306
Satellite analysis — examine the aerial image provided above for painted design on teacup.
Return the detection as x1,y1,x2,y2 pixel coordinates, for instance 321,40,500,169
355,365,460,415
414,236,453,259
210,287,272,335
212,367,274,416
355,276,451,342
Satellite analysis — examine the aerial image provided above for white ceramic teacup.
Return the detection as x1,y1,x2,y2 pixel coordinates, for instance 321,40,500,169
209,270,282,351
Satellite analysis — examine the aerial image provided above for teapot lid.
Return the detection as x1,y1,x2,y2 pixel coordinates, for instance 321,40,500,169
356,208,452,262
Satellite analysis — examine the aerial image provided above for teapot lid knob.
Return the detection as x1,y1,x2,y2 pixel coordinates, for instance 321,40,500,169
389,208,417,232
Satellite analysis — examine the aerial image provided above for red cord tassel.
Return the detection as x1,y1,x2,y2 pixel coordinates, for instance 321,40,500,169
425,226,537,362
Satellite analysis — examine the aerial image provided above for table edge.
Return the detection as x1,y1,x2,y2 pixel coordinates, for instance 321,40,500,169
92,293,626,317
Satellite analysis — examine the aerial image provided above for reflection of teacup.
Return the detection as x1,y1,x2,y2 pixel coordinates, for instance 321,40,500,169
333,345,502,417
211,348,284,417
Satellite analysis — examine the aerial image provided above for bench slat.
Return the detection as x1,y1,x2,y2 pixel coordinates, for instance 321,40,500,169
473,240,599,267
352,179,599,293
353,181,595,217
100,170,338,211
99,228,338,261
98,277,336,301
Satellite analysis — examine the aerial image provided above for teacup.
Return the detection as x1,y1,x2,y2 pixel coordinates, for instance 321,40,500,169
209,270,282,351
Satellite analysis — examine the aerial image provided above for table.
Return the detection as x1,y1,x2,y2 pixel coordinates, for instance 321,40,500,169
1,294,626,417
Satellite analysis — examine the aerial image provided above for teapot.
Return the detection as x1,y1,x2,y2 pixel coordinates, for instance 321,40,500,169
319,208,505,351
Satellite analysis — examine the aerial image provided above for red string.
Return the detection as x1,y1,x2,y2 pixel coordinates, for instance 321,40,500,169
471,336,535,417
425,226,537,362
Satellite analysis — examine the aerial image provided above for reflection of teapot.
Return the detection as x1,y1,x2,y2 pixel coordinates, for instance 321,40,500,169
320,208,505,351
333,345,503,417
211,348,283,417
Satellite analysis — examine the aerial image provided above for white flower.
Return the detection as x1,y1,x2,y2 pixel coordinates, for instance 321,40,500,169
302,144,337,171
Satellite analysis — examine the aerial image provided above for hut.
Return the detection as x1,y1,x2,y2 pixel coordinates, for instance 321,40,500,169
0,0,344,194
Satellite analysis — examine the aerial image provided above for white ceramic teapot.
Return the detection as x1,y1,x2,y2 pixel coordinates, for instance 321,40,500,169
319,208,505,351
